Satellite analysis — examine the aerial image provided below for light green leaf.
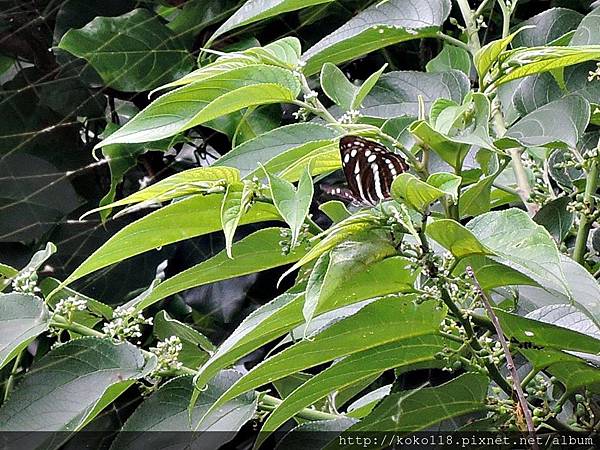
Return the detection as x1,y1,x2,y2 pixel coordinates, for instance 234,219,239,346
276,142,339,182
467,209,570,297
474,27,527,81
193,254,422,400
58,195,280,291
111,372,256,449
196,296,446,428
214,123,339,178
459,174,495,218
427,172,462,201
495,95,590,149
207,0,334,46
391,173,447,212
426,44,471,74
0,264,17,292
338,373,488,437
352,64,387,110
426,219,490,258
453,255,536,291
319,200,350,223
410,120,470,170
154,311,214,367
256,335,450,448
265,166,313,248
303,237,397,324
221,181,254,258
301,0,450,75
0,337,151,431
57,9,192,92
82,166,240,219
0,294,50,370
96,65,301,147
320,63,355,111
133,227,308,312
496,45,600,86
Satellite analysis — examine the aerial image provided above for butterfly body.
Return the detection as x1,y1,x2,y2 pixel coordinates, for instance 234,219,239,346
335,135,408,205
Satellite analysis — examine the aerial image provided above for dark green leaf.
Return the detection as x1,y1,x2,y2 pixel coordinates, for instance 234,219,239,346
0,294,50,369
0,337,151,431
512,8,583,47
571,6,600,46
302,0,450,74
533,197,574,242
58,9,193,92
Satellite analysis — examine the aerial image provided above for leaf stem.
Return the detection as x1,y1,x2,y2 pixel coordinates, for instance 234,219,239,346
573,159,598,264
466,266,538,446
3,350,24,402
435,31,471,53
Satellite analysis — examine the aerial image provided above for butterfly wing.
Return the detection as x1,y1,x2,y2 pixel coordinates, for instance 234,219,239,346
339,136,408,204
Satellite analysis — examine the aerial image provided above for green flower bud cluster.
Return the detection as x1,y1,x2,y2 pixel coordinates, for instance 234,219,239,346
53,295,87,320
11,268,40,295
149,335,183,374
102,305,153,344
278,223,312,255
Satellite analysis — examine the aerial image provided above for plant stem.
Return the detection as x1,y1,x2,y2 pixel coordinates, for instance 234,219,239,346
521,368,539,390
456,0,481,52
3,350,24,402
49,314,343,422
436,31,471,53
466,266,538,446
573,159,599,264
497,0,512,39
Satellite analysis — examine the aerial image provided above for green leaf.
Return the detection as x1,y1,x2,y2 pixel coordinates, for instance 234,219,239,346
474,28,527,81
362,70,470,118
571,6,600,45
548,362,600,394
256,335,450,448
496,309,600,355
133,227,308,312
303,237,397,324
83,166,240,219
40,277,113,320
459,174,495,218
57,9,193,92
467,209,570,297
320,63,355,111
512,8,583,47
302,0,450,75
214,123,339,178
265,166,313,248
154,311,214,367
453,256,536,291
352,64,387,110
337,373,487,438
427,219,490,258
533,196,574,243
221,182,254,258
496,46,600,86
0,294,50,370
193,254,422,400
0,337,151,431
196,296,446,427
111,372,256,449
207,0,334,46
410,121,470,170
96,65,301,147
319,200,350,223
427,44,471,74
276,142,339,182
495,95,590,149
58,195,280,290
0,263,17,291
427,172,462,202
391,173,447,212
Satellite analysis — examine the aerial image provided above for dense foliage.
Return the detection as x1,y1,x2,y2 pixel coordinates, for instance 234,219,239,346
2,0,600,447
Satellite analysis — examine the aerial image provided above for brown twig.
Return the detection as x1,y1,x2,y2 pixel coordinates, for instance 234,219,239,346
466,266,539,449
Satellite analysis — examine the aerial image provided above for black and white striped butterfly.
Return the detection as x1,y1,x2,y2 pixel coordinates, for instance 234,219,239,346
324,136,408,205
